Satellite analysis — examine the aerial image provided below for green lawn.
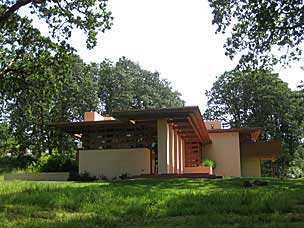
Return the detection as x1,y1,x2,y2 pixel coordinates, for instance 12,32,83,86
0,177,303,228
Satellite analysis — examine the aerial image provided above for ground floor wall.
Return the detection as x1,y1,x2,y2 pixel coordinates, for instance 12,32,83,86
241,157,261,177
204,132,241,177
79,148,151,179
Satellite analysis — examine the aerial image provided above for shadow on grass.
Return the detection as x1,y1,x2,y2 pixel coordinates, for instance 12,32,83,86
0,178,304,228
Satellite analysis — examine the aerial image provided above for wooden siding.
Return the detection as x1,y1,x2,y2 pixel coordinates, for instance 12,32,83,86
185,141,202,167
82,127,155,150
240,140,282,160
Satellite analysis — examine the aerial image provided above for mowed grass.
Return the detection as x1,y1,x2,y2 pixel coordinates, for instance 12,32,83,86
0,177,303,228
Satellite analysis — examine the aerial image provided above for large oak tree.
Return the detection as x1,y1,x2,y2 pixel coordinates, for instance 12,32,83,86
97,57,185,114
0,0,113,48
209,0,304,67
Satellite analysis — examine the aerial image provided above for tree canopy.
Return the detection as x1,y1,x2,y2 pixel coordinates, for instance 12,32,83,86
96,57,184,114
0,0,113,49
0,0,110,156
209,0,304,67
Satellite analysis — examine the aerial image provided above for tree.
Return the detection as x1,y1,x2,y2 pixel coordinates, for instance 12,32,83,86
50,56,99,123
0,121,19,157
204,69,301,164
0,0,113,49
287,145,304,178
2,54,101,156
0,0,113,148
0,12,72,81
208,0,304,67
292,81,304,137
97,57,185,114
48,56,99,154
0,7,103,156
0,12,75,156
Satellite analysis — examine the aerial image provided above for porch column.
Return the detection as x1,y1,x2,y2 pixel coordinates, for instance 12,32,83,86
157,119,169,174
168,124,174,173
178,134,182,173
180,138,185,174
176,133,181,173
173,129,178,174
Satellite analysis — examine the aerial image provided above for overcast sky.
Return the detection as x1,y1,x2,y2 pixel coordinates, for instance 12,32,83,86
26,0,303,112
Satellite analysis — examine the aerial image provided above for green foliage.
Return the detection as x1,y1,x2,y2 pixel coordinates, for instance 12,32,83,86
261,160,273,177
287,145,304,178
209,0,304,67
0,155,33,174
119,172,130,180
0,11,72,82
0,1,112,158
292,82,304,138
69,171,97,181
29,150,77,172
0,178,303,227
97,57,185,114
202,159,216,169
0,10,76,156
0,0,113,49
0,121,18,157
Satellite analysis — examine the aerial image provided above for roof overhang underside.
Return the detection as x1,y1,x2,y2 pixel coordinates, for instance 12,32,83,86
113,106,210,143
48,120,130,134
49,106,211,143
240,140,282,161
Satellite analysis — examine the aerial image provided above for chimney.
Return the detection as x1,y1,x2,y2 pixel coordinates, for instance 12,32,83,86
84,112,104,122
84,112,115,121
204,120,222,130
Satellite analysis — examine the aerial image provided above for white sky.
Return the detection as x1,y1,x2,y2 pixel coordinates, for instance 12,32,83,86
23,0,303,112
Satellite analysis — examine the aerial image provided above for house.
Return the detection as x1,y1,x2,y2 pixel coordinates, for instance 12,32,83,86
50,106,281,178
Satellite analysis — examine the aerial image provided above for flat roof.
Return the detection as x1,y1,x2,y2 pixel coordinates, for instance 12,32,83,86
49,106,211,143
208,127,261,134
113,106,203,120
208,127,261,141
48,120,130,134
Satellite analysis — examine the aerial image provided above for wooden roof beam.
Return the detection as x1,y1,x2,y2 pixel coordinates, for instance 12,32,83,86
190,112,210,142
178,129,196,133
173,125,192,130
168,119,189,124
187,116,203,142
182,136,200,141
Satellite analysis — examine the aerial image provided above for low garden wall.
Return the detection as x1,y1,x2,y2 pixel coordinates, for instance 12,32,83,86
4,172,70,181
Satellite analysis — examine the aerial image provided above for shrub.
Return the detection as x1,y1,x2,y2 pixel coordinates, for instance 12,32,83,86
202,159,216,169
0,155,34,174
287,145,304,178
69,171,97,181
119,172,129,180
29,150,78,172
